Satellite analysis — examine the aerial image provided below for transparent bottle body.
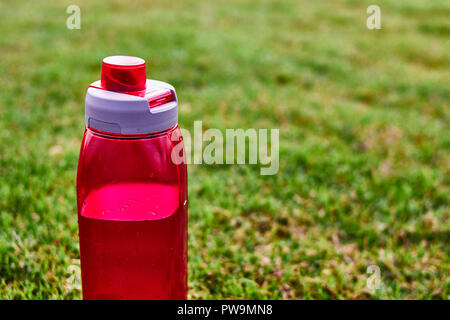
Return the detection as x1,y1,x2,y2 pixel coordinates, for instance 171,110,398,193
76,126,187,300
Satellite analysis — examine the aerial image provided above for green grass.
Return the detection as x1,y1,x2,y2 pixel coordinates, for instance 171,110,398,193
0,0,449,299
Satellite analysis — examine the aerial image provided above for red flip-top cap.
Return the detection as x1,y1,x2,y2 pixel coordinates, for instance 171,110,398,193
101,56,147,92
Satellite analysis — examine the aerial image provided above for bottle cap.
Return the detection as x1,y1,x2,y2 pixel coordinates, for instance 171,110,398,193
85,56,178,135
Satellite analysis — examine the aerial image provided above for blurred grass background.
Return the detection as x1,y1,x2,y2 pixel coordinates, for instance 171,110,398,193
0,0,449,299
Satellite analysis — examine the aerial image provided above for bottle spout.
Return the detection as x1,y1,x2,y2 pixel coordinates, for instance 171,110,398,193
101,56,147,92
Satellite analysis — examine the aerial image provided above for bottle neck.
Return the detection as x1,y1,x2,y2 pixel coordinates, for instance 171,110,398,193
87,124,178,140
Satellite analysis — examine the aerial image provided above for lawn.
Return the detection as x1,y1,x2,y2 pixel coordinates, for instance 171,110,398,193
0,0,448,299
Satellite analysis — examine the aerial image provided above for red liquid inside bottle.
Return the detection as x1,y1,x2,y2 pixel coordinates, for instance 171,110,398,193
77,56,187,299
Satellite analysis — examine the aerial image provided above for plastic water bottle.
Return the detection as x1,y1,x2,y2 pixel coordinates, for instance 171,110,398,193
76,56,187,300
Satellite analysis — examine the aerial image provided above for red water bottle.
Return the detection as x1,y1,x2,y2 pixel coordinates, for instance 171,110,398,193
76,56,187,300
